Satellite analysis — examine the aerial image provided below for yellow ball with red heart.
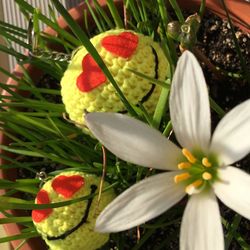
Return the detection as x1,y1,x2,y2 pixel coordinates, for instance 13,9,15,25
61,29,169,125
32,171,115,250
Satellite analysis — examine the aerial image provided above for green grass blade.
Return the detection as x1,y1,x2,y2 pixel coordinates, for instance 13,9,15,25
85,0,104,32
152,86,170,129
14,0,80,46
199,0,206,17
0,28,30,49
106,0,124,28
127,68,170,88
0,144,43,157
225,214,242,250
0,217,32,225
0,232,39,243
0,44,27,60
92,0,114,29
0,20,27,35
209,97,225,117
169,0,185,24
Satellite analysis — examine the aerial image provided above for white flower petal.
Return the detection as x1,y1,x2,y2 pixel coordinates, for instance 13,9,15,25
180,190,224,250
95,172,185,232
210,99,250,166
214,166,250,220
170,51,211,152
86,112,181,170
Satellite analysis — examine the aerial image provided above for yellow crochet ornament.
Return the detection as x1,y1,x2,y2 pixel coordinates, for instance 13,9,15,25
32,171,115,250
61,29,169,125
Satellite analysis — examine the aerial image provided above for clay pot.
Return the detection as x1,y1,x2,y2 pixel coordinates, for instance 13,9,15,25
178,0,250,33
0,0,248,249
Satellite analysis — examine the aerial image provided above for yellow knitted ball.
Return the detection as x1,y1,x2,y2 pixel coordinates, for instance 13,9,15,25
32,171,115,250
61,29,169,125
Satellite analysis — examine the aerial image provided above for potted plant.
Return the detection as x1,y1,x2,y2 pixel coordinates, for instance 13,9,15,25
0,0,249,250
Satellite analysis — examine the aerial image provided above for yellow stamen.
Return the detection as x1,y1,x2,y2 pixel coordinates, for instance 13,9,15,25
174,173,191,183
185,179,203,194
202,172,212,180
177,162,192,169
202,157,212,167
182,148,197,163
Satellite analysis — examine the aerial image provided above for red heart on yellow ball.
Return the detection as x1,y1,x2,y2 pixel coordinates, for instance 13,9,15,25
32,189,53,223
76,54,107,92
101,31,138,58
52,175,84,198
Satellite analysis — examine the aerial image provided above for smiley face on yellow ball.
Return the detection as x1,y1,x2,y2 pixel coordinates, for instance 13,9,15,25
32,171,115,250
61,29,169,125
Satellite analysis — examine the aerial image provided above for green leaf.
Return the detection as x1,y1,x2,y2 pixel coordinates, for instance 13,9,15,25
127,68,170,88
0,144,43,157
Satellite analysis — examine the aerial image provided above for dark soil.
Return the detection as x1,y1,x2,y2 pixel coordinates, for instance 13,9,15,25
14,10,250,250
197,12,250,112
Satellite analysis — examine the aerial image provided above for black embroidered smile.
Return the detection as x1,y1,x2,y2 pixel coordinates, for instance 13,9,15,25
46,185,97,241
119,45,159,114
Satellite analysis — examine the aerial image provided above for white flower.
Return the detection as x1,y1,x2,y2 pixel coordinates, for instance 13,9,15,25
85,51,250,250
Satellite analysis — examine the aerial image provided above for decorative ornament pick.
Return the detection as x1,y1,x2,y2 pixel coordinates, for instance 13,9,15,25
32,171,115,250
60,29,169,125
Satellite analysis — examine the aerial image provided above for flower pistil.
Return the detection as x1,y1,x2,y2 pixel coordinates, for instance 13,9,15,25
174,148,218,195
